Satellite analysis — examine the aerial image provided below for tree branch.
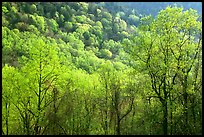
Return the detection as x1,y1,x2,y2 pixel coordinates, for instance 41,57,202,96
119,97,134,122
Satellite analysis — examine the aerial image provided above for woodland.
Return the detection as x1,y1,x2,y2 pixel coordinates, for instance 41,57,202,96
2,2,202,135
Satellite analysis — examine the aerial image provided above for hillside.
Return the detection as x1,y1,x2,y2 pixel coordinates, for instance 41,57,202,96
2,2,138,73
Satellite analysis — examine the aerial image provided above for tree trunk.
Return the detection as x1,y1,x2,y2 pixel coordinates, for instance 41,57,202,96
163,76,168,135
163,101,168,135
35,55,42,135
170,94,173,135
116,118,120,135
5,101,10,135
104,76,108,135
114,90,120,135
131,108,135,134
168,83,174,135
183,75,188,134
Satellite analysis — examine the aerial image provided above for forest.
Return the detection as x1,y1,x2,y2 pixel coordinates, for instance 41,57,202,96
2,2,202,135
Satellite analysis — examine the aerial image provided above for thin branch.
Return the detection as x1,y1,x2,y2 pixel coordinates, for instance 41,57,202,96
119,97,134,122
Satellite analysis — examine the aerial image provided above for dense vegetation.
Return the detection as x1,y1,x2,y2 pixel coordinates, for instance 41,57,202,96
2,2,202,135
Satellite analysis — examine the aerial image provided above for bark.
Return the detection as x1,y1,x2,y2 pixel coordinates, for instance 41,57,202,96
104,72,109,135
114,91,120,135
131,108,136,134
163,75,168,135
183,74,188,134
35,52,42,135
5,101,10,135
2,129,5,135
170,93,173,135
162,101,168,135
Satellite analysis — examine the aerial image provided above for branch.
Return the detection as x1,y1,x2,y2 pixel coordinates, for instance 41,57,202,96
41,66,56,84
41,75,59,103
119,97,134,122
147,95,162,100
186,38,202,74
149,71,160,96
170,47,178,60
56,123,67,135
12,102,25,121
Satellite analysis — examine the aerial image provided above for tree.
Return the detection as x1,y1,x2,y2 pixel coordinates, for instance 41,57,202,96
2,27,22,67
2,6,9,14
2,64,19,134
17,37,64,135
75,15,87,23
102,40,122,55
47,19,59,33
116,12,125,18
109,71,135,135
64,21,73,32
15,22,28,31
99,49,112,59
128,14,139,25
97,61,114,135
66,33,85,51
95,21,103,29
29,14,45,32
29,4,37,13
102,11,112,21
129,6,202,135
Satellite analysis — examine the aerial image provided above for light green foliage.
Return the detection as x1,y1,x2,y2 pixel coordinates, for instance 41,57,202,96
27,25,39,34
101,18,111,30
2,64,21,101
79,2,88,13
20,14,29,23
116,12,125,18
2,2,202,135
76,51,104,73
29,14,45,32
130,6,202,135
114,50,132,66
64,21,73,31
91,25,103,41
11,6,18,13
120,19,127,31
2,64,28,134
2,16,9,26
30,4,37,13
97,8,102,15
103,40,122,54
15,22,28,31
2,27,23,66
95,21,103,29
2,6,9,14
76,15,87,23
113,24,119,33
66,33,85,51
102,11,112,21
47,19,59,33
128,14,139,24
99,49,112,59
113,61,127,71
75,23,91,35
